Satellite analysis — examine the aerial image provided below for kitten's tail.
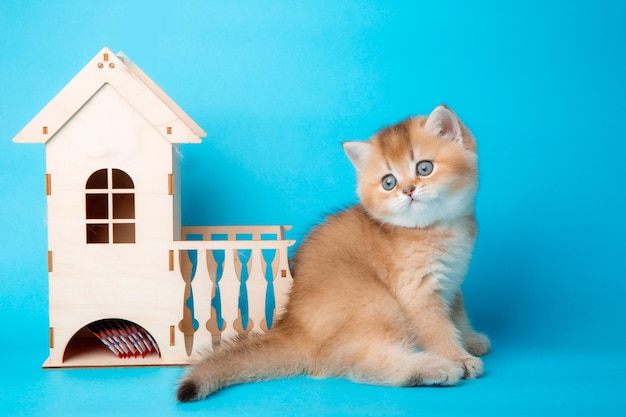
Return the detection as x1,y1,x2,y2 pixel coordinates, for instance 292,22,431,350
177,330,307,402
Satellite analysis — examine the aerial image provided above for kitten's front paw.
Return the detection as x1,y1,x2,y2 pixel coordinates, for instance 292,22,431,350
464,332,491,357
417,356,464,386
456,355,483,379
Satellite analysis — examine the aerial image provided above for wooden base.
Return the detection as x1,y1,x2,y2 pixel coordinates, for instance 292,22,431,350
43,328,185,369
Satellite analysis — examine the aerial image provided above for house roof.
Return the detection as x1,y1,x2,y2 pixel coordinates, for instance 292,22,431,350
13,47,206,144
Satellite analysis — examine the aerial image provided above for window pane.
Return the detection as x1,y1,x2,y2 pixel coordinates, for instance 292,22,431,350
86,194,108,219
86,169,108,189
113,194,135,219
112,169,134,189
87,224,109,243
113,223,135,243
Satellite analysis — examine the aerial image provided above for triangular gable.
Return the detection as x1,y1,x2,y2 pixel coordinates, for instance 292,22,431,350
13,47,206,144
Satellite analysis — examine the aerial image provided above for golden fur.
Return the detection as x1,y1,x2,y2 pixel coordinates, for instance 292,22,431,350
177,105,490,402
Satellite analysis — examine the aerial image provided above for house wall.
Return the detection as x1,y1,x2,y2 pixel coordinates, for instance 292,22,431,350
172,144,182,241
44,83,186,364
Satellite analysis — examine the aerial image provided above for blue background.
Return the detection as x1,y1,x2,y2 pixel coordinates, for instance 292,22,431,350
1,1,625,416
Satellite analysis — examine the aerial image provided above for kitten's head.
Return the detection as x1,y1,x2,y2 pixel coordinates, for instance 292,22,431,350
343,105,478,228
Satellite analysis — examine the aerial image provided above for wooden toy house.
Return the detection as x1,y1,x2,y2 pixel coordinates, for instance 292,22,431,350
13,47,294,368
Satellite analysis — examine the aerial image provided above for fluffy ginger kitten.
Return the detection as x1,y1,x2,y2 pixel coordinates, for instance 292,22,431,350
177,105,490,402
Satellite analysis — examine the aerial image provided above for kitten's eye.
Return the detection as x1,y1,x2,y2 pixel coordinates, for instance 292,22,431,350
416,160,434,176
381,174,397,191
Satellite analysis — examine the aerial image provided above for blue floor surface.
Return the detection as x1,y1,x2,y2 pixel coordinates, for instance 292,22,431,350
2,335,624,417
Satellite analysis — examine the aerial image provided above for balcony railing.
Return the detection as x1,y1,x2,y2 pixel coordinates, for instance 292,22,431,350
172,226,295,356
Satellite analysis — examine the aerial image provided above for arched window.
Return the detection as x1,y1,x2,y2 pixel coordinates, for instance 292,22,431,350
86,169,135,244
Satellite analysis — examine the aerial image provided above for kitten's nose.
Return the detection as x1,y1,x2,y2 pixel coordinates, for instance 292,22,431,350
402,185,416,196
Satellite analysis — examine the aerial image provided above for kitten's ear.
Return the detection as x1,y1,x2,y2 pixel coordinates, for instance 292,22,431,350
424,105,463,142
343,141,371,173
